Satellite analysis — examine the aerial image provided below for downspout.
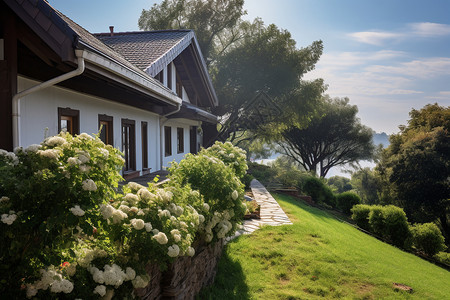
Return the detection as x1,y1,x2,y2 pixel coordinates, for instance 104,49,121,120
12,49,85,148
159,103,181,170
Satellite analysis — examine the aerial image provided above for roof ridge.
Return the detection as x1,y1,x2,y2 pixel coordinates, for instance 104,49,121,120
94,29,193,37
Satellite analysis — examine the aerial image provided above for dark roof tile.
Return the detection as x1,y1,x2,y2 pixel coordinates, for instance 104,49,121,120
95,30,192,73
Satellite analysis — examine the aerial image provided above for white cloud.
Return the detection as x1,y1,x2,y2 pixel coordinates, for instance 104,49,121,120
366,57,450,79
410,22,450,37
316,50,405,70
348,31,402,46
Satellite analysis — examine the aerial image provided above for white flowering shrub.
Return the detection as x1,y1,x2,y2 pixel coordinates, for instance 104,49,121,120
0,133,249,299
168,146,247,242
200,141,248,180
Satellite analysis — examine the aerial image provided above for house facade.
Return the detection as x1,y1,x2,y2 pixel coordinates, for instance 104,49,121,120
0,0,218,179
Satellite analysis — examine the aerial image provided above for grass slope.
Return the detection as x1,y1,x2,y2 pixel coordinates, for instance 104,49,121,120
199,194,450,299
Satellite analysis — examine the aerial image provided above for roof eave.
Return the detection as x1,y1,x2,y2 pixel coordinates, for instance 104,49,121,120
77,42,182,107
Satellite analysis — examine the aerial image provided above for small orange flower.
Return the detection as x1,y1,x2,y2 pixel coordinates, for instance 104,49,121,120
61,262,70,268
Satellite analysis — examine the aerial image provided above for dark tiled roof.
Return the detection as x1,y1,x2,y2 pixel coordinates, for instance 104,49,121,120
95,30,194,75
53,10,167,88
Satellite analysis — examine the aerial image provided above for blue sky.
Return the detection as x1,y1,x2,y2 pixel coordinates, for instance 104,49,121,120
48,0,450,134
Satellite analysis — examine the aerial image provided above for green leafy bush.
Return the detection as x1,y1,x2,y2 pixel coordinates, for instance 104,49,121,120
382,205,410,248
247,162,277,186
0,133,247,299
410,223,446,257
368,205,385,237
302,176,336,207
433,252,450,266
360,205,410,248
351,204,372,231
336,192,361,215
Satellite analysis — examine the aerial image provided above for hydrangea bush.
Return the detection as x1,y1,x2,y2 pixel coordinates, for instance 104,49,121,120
0,134,248,299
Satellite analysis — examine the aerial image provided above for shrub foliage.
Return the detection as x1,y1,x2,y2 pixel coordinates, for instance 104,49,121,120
302,176,336,207
410,223,446,257
0,135,247,299
336,192,361,215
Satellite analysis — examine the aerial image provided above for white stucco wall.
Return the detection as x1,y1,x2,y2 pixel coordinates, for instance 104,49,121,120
161,118,201,168
18,76,162,173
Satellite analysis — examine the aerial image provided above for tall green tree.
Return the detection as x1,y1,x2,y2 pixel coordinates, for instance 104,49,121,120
139,0,247,65
377,103,450,243
139,0,323,143
278,96,375,178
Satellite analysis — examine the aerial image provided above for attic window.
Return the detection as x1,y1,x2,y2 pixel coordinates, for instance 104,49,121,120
155,70,163,84
176,73,182,98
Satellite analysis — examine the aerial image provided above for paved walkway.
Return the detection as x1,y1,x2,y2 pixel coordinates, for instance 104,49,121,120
228,179,292,241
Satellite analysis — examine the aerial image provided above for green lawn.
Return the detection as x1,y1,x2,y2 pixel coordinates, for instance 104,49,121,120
198,194,450,299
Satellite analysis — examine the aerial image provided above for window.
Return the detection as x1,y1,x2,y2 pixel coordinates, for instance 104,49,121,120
58,107,79,135
98,114,113,145
164,126,172,156
190,126,197,154
177,127,184,153
155,69,163,84
167,64,172,90
122,119,136,172
141,121,148,169
176,73,183,97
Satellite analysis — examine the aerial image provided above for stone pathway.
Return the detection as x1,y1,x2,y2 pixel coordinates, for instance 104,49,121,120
228,179,292,241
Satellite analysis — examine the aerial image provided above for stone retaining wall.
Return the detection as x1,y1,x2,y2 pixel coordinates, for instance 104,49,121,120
135,239,224,300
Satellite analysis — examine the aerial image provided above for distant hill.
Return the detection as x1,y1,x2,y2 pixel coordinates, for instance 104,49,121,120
373,132,390,148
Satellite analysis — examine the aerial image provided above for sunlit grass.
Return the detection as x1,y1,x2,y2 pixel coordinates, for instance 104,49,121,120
198,194,450,299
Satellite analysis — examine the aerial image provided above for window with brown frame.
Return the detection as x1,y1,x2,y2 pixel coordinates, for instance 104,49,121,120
167,63,172,90
190,126,197,154
98,114,113,145
177,127,184,154
122,119,136,172
164,126,172,157
141,121,148,169
176,73,183,97
58,107,79,135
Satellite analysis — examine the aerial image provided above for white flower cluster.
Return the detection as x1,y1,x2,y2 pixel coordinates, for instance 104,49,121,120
168,203,184,216
37,149,60,160
130,218,145,230
75,247,108,268
99,147,109,159
132,275,150,289
69,205,85,217
26,266,74,298
137,187,155,202
99,204,128,224
67,156,81,165
94,285,107,297
204,210,235,241
1,210,17,225
170,229,182,242
231,190,239,200
25,144,41,153
88,264,135,288
0,196,9,204
45,136,67,147
152,231,168,244
167,244,180,257
0,149,19,165
82,179,97,192
78,133,94,140
156,189,173,204
186,246,195,257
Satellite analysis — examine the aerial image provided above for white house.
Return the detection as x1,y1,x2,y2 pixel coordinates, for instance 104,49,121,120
0,0,219,180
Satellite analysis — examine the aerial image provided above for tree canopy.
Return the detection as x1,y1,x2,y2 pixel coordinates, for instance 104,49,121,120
278,97,375,178
376,103,450,243
139,0,324,143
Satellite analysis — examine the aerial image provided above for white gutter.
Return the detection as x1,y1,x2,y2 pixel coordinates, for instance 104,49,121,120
159,103,182,170
12,50,85,148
